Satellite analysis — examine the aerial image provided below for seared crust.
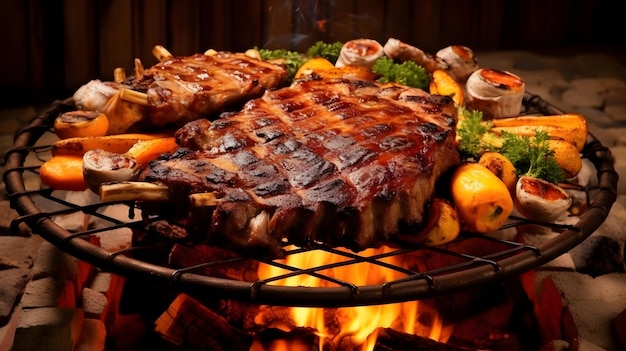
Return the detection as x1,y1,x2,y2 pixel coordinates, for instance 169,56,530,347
139,78,460,256
130,52,288,128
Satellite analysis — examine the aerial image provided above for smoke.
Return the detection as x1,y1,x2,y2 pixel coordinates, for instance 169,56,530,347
264,0,334,51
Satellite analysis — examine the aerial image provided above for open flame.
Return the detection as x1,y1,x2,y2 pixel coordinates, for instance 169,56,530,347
256,245,453,350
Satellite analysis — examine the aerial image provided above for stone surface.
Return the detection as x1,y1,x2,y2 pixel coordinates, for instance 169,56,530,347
545,272,626,351
0,269,30,324
13,307,84,351
81,288,108,316
20,277,64,309
0,236,38,270
30,242,79,282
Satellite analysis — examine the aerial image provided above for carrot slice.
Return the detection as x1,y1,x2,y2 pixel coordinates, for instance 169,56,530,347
53,111,110,139
125,137,179,166
51,132,175,157
39,155,87,191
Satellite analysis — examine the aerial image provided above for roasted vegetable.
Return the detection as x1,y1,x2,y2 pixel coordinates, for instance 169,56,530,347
515,175,572,222
83,150,139,193
478,152,518,194
465,68,526,119
450,162,514,233
456,108,576,183
429,69,464,106
125,137,178,166
54,110,109,139
547,139,582,178
82,137,178,193
395,198,461,246
490,114,588,151
51,132,173,157
420,198,461,246
335,38,385,68
294,57,337,79
39,155,88,191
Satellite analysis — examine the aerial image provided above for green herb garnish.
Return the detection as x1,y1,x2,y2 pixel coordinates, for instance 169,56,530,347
499,130,564,184
258,48,306,80
371,56,430,90
456,107,565,184
306,41,343,63
457,106,492,158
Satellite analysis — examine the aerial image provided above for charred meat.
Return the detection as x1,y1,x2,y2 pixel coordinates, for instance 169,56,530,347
76,51,288,134
137,77,460,257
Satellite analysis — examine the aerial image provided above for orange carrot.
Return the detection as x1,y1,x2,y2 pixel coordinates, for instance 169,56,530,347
51,132,175,157
53,110,110,139
39,155,87,191
125,137,179,166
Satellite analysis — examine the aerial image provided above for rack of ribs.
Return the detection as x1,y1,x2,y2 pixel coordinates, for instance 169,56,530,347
136,77,460,257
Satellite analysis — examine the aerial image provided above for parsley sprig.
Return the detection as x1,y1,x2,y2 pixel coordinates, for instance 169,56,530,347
371,56,430,90
258,48,306,80
306,41,343,63
500,130,564,184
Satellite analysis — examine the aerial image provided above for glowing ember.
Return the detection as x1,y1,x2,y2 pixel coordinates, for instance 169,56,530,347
256,245,453,350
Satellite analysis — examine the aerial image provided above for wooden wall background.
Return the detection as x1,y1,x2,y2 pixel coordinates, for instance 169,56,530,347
0,0,623,108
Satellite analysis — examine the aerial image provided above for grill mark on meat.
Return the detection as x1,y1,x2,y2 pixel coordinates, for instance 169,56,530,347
129,52,287,128
142,78,459,256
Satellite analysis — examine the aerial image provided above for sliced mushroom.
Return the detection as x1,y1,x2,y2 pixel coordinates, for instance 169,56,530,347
435,45,479,83
335,38,384,69
83,149,140,194
465,68,525,119
514,175,572,223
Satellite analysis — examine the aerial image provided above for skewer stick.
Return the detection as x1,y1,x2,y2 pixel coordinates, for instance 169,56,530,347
113,67,126,83
153,45,173,61
134,58,145,79
119,88,149,106
100,181,170,203
189,192,221,207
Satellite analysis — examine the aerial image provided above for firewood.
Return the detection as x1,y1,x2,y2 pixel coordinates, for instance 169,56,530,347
373,327,477,351
154,293,253,350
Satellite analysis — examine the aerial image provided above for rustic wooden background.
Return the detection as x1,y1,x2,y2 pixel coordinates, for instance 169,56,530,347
1,0,623,108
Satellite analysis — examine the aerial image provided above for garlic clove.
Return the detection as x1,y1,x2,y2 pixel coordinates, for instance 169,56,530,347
83,149,140,194
514,175,572,223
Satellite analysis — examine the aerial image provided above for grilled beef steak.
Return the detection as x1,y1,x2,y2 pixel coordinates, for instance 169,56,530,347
138,77,460,256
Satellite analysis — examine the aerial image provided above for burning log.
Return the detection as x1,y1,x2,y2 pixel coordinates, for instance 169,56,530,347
373,327,477,351
154,293,253,350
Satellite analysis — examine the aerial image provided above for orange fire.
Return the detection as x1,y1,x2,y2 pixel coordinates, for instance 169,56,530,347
256,245,453,350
